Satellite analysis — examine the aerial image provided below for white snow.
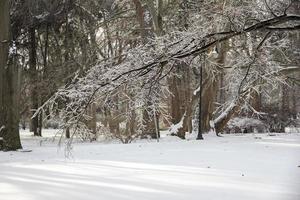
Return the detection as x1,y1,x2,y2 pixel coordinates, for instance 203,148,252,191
214,101,236,124
227,117,264,129
193,86,200,96
1,130,300,200
168,113,185,135
0,125,5,132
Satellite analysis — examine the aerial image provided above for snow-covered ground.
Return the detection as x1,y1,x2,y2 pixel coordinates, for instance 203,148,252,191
1,130,300,200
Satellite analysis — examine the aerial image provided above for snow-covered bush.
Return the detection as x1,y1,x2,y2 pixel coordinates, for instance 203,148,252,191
44,119,61,129
224,117,267,134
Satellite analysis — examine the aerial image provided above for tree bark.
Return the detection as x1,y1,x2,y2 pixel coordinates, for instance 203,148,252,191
142,104,158,139
201,78,219,132
132,0,146,40
202,40,228,133
214,102,240,134
29,27,41,136
0,0,22,151
169,62,192,139
87,103,97,140
133,0,160,139
145,0,163,36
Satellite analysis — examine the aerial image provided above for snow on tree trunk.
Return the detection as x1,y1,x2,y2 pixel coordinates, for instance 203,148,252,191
0,0,22,151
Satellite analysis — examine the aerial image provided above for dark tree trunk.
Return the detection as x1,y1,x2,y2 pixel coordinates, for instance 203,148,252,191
29,27,41,136
65,124,70,139
0,0,22,151
87,103,97,140
132,0,146,40
168,62,193,139
197,58,204,140
202,40,228,134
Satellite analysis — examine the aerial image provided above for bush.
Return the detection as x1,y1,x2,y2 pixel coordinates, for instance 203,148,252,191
224,117,267,133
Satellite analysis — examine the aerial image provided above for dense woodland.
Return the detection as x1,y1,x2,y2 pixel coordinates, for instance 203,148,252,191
0,0,300,151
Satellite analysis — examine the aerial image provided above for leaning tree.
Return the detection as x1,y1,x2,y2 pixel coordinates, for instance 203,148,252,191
35,0,300,142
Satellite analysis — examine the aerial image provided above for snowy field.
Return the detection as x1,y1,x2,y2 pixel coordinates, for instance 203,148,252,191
1,130,300,200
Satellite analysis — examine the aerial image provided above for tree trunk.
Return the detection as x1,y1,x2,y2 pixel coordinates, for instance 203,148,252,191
291,81,297,119
142,105,158,139
146,0,163,36
215,102,240,134
218,71,226,104
65,120,70,139
201,78,219,132
132,0,147,40
29,27,41,136
201,40,228,133
0,0,22,151
250,88,261,113
87,103,97,140
133,0,160,139
169,63,192,139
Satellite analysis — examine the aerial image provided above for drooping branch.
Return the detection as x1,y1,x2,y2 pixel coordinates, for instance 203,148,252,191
35,13,300,136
